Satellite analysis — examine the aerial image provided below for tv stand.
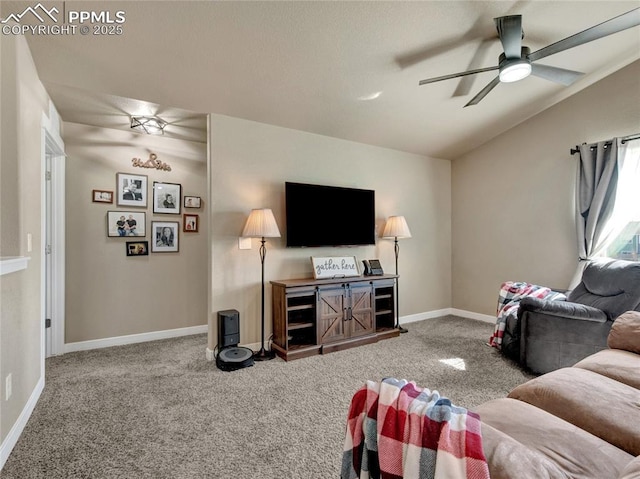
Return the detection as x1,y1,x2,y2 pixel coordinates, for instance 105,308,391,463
270,275,399,361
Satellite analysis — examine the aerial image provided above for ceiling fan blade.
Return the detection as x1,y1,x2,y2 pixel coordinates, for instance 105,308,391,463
495,15,523,59
464,76,501,107
529,7,640,62
530,63,584,86
419,66,499,85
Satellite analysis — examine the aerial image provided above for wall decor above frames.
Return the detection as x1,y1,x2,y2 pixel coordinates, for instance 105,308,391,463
131,152,172,172
116,172,148,207
153,181,181,214
107,211,146,237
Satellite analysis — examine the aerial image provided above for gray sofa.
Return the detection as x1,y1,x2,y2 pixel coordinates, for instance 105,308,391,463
516,258,640,374
476,311,640,479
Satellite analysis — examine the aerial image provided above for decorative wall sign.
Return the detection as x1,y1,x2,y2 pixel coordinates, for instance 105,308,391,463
132,153,172,172
311,256,361,280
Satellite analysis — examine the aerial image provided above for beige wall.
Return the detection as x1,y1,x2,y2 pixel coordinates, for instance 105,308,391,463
208,114,452,350
452,60,640,316
0,34,52,449
63,123,208,343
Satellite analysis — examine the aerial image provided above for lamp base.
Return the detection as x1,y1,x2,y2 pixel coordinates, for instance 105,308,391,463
253,348,276,361
397,326,408,334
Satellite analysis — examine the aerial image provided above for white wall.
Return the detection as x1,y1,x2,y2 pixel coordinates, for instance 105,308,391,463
208,114,452,350
452,60,640,316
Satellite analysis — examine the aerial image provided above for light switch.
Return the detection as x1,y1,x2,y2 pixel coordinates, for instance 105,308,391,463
27,233,32,253
239,237,252,250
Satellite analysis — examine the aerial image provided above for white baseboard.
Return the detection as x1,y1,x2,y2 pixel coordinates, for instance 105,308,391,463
0,375,44,470
401,308,495,325
449,308,496,323
64,325,208,353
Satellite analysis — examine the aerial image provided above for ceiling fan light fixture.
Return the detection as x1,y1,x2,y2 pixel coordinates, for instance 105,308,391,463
499,61,532,83
130,115,167,135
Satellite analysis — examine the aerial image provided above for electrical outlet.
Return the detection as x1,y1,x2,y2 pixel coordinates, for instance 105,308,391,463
238,237,252,250
5,373,12,401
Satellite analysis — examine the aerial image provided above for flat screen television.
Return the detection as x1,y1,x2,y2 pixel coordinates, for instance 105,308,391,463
285,182,376,247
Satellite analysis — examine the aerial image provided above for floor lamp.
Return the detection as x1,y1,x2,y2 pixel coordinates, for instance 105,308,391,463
242,208,281,361
382,216,412,334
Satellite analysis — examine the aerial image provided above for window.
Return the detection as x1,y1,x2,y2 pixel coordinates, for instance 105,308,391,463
605,140,640,261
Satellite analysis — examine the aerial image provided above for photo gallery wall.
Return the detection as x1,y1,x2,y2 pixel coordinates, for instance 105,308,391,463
94,172,201,256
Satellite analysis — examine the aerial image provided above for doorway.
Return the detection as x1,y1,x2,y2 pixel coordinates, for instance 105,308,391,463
43,126,65,357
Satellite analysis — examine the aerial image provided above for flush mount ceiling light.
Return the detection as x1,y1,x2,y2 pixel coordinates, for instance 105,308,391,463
130,116,167,135
498,51,532,83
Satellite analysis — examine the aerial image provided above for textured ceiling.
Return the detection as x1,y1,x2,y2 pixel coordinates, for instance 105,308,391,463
4,1,640,158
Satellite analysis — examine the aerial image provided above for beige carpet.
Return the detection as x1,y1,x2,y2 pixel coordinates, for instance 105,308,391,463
2,315,532,478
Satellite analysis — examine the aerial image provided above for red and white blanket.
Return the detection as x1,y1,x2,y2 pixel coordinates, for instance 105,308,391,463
488,281,566,350
341,378,490,479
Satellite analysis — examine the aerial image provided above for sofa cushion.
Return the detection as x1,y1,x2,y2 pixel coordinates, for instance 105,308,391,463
618,455,640,479
608,311,640,354
508,368,640,456
574,349,640,389
475,398,633,479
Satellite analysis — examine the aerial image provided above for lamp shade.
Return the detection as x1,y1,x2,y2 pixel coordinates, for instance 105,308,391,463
242,208,281,238
382,216,412,239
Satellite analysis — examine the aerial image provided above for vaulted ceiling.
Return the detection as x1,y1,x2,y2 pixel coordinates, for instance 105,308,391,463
4,1,639,159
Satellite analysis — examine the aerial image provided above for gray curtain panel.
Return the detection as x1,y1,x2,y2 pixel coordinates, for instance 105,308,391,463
571,140,619,287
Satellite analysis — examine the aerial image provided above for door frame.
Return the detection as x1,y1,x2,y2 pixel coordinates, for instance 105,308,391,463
42,112,66,357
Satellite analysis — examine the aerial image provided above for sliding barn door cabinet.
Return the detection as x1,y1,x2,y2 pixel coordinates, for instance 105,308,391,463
270,275,399,361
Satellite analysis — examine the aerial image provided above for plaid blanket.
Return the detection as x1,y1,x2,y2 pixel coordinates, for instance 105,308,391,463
488,281,566,349
341,378,490,479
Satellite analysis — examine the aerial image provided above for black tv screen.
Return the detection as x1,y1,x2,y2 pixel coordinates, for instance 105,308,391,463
285,182,376,247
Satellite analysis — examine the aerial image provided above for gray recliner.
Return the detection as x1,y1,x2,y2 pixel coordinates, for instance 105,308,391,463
517,258,640,374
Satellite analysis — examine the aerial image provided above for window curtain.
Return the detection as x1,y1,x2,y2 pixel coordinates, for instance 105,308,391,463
569,140,619,288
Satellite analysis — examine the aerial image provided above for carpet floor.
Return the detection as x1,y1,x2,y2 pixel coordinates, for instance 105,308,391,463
2,315,532,478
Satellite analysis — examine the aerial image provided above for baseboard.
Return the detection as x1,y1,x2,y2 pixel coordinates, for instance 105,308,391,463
449,308,496,324
64,325,208,353
0,375,44,470
401,308,495,325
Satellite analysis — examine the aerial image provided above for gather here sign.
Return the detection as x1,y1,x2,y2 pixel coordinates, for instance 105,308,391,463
311,256,360,279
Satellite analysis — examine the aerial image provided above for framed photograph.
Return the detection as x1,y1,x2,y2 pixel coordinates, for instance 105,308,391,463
183,214,199,232
184,196,201,208
107,211,146,237
92,190,113,203
151,221,179,253
311,256,360,279
126,241,149,257
153,182,181,214
116,173,148,207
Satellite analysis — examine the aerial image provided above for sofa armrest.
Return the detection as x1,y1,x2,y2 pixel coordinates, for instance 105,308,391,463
518,297,607,323
608,311,640,354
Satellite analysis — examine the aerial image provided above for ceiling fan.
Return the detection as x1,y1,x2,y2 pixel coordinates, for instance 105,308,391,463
418,8,640,107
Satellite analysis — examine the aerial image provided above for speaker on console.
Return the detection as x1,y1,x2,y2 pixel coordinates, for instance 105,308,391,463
217,309,240,349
